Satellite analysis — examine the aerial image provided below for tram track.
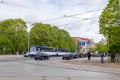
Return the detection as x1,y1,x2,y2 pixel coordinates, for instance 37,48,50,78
0,57,119,80
13,57,120,75
0,56,120,75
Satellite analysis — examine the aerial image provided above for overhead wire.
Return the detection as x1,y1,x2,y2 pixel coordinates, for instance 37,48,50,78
0,0,103,26
64,9,103,17
44,8,103,22
56,16,99,27
0,0,58,15
0,0,103,22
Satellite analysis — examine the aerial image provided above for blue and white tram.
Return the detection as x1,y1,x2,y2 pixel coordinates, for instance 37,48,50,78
29,46,72,57
56,48,72,56
29,46,56,57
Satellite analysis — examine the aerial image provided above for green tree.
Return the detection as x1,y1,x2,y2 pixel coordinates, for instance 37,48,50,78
30,23,75,52
96,43,108,53
89,48,95,53
99,0,120,54
57,29,75,52
0,36,14,54
0,19,27,54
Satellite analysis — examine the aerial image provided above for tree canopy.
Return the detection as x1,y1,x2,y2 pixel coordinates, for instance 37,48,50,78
30,23,76,52
96,43,108,53
0,19,76,54
0,19,27,54
99,0,120,53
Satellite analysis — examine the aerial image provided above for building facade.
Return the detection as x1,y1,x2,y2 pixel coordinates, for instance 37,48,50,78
73,37,95,54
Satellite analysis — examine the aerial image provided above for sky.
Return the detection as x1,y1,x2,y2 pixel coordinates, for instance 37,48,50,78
0,0,109,43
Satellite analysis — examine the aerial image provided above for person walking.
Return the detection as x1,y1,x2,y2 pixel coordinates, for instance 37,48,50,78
87,52,91,60
100,53,104,63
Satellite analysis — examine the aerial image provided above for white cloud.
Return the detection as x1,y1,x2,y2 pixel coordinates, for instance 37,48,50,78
0,0,108,43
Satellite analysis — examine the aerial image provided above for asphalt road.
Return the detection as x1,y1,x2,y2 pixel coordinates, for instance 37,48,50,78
0,56,119,80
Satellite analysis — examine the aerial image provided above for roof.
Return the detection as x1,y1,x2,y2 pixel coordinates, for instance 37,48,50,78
73,37,91,41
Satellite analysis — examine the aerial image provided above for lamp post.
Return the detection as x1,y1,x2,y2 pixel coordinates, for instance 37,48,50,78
28,31,30,53
27,23,35,53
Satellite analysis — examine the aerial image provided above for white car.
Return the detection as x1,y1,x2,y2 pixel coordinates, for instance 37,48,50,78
24,52,30,57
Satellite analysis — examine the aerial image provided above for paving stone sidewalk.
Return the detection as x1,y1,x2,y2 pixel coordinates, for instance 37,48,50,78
62,57,120,69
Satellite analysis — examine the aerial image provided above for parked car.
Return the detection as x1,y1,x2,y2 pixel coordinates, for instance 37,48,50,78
72,53,80,58
24,52,30,57
62,54,74,60
34,52,49,60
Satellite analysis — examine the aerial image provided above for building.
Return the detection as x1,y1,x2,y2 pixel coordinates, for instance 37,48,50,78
73,37,95,54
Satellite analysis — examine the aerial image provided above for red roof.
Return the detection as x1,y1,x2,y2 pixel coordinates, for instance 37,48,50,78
73,37,91,41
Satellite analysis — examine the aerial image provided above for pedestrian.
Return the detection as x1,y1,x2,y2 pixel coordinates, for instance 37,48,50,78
87,52,91,60
100,53,104,63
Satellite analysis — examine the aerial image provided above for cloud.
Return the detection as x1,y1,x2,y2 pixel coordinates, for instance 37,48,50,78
4,0,27,6
0,0,108,43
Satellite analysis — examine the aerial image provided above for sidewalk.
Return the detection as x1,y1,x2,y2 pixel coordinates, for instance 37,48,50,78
62,57,120,70
0,55,23,60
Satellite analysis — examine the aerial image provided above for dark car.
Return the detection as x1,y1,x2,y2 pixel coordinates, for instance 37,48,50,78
62,54,74,60
34,52,49,60
73,53,80,58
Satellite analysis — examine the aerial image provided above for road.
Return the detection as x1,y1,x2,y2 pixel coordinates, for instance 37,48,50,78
0,55,119,80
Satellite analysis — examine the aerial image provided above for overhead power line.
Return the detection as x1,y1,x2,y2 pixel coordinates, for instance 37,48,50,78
44,8,103,22
0,0,103,26
64,9,103,17
57,16,98,26
44,16,65,22
0,0,57,14
0,0,103,22
0,0,28,8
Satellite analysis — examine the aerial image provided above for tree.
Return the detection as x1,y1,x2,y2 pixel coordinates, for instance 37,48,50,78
0,36,14,54
30,23,75,52
96,43,108,53
0,19,27,54
89,48,95,53
99,0,120,53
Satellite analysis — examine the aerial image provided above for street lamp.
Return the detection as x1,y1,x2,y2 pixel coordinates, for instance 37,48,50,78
28,31,30,53
27,23,35,53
